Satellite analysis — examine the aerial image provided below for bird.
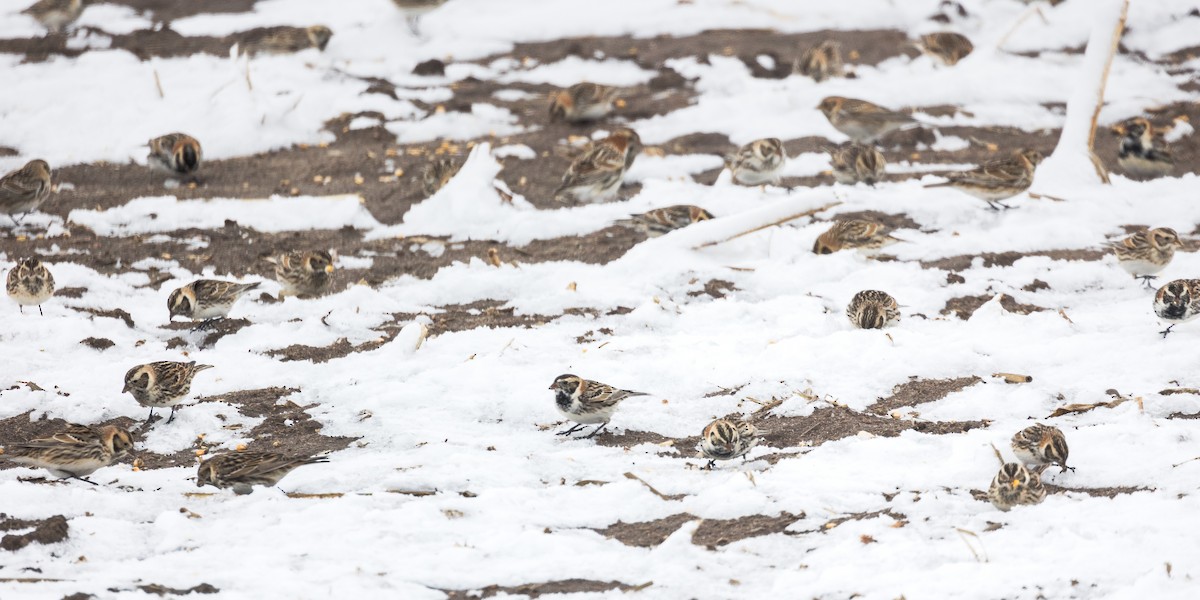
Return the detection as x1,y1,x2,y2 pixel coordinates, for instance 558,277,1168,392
420,158,462,196
1,424,134,483
793,40,844,82
549,82,620,123
549,374,647,438
987,461,1046,511
1011,424,1070,474
829,143,886,186
553,128,641,203
817,96,916,144
698,418,764,469
923,149,1043,210
727,138,787,186
812,219,900,255
1154,279,1200,338
196,451,329,495
123,361,214,424
846,290,900,329
167,279,261,329
6,257,55,315
22,0,83,34
916,32,974,66
147,133,203,183
619,205,714,237
1111,117,1175,179
0,159,52,225
267,250,335,298
241,25,333,55
1110,227,1183,287
390,0,448,35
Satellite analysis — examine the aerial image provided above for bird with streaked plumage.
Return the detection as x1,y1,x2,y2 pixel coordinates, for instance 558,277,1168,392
196,450,329,495
794,40,843,82
1110,227,1183,287
0,159,52,225
549,374,647,438
167,279,261,329
1111,117,1175,179
123,361,214,424
554,128,641,203
620,205,714,237
924,149,1043,210
1011,424,1070,474
812,219,900,256
6,257,55,315
817,96,916,144
699,418,764,469
829,143,886,186
1,424,134,483
727,138,786,186
268,250,335,298
846,290,900,330
147,133,203,183
1154,279,1200,338
549,82,620,123
916,32,973,66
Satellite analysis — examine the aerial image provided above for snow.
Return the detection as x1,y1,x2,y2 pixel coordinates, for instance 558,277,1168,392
3,0,1200,598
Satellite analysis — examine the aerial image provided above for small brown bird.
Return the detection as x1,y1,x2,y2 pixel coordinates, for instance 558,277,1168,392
699,418,763,469
6,257,55,315
1111,117,1175,179
794,40,844,82
812,220,900,255
554,128,642,203
167,279,261,329
727,138,787,186
268,251,335,298
196,451,329,495
420,158,462,196
1111,227,1183,286
917,32,974,66
987,462,1046,511
0,159,52,225
1,424,134,482
924,149,1043,209
829,143,886,186
620,205,714,237
147,133,203,183
123,361,214,423
549,82,620,123
1011,424,1070,474
241,25,333,55
390,0,448,35
817,96,916,144
22,0,83,34
1154,279,1200,337
550,374,647,438
846,290,900,329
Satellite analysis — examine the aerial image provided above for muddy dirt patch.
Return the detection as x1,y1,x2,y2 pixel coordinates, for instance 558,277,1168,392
0,514,69,551
867,376,983,415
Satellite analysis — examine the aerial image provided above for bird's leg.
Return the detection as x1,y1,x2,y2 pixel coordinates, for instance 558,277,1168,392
1061,465,1076,473
583,422,609,439
18,305,23,314
1139,275,1157,289
192,317,220,332
1160,324,1176,338
145,408,156,423
38,304,43,316
166,406,178,424
705,459,716,470
556,423,585,436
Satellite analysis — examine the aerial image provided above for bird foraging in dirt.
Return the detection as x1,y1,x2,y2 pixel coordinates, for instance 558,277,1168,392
846,290,900,330
829,143,886,186
1111,117,1175,179
1,424,134,483
196,451,329,495
1011,424,1070,474
794,40,844,82
549,374,647,438
420,158,462,196
549,82,620,124
923,149,1043,210
167,279,261,330
6,257,55,315
147,133,203,184
268,250,335,298
123,361,214,424
698,418,764,469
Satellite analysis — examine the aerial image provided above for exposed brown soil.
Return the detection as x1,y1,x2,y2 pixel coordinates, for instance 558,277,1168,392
941,293,1047,320
867,376,983,415
922,249,1107,272
0,514,69,551
598,511,805,549
442,579,650,599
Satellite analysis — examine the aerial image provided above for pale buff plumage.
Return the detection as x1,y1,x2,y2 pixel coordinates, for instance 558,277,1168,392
829,143,886,186
123,361,214,423
924,149,1043,209
727,138,787,186
1110,227,1183,285
6,257,55,315
549,374,647,438
812,220,900,255
549,82,620,123
0,159,52,224
817,96,916,143
2,424,134,481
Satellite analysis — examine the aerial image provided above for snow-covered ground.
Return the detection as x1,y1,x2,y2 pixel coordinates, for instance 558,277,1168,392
3,0,1200,598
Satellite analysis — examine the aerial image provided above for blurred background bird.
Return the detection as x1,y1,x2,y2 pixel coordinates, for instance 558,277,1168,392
1111,117,1175,179
0,159,52,225
549,82,620,124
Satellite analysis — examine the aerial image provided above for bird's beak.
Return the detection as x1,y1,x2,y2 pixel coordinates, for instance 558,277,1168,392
548,384,555,390
324,265,335,274
121,383,130,393
1010,479,1021,489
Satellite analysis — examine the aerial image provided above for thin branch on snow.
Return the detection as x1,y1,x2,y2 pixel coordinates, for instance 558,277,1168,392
692,201,842,249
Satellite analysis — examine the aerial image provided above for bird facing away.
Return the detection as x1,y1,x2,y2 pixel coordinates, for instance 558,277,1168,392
812,219,900,256
420,158,462,196
727,138,787,186
2,424,134,482
549,82,620,123
6,257,55,315
620,205,714,237
846,290,900,329
923,149,1043,209
1154,279,1200,338
794,40,844,82
0,159,52,225
1011,424,1070,474
699,418,764,469
817,96,916,144
917,32,974,66
553,128,642,204
196,451,329,495
268,250,335,298
549,374,647,438
1111,117,1175,179
167,279,261,329
1111,227,1183,286
390,0,448,35
829,143,886,186
241,25,333,55
147,133,203,182
988,461,1046,511
123,361,214,424
22,0,83,34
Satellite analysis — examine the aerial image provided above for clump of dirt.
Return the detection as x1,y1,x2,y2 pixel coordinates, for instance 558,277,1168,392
124,584,219,596
0,514,69,551
442,580,649,599
867,376,983,415
55,287,87,298
1022,279,1051,292
265,336,391,364
74,307,135,328
80,337,116,350
599,513,697,548
389,300,561,338
688,279,737,299
941,294,1046,320
692,512,805,549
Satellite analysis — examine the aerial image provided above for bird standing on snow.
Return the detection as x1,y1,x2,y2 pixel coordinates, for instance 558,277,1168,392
1,424,134,483
727,138,787,186
6,257,55,315
1110,227,1183,287
123,361,214,424
549,374,647,438
1153,279,1200,338
846,290,900,330
699,418,764,469
0,160,52,225
553,128,642,204
167,279,261,329
923,149,1043,210
196,451,329,495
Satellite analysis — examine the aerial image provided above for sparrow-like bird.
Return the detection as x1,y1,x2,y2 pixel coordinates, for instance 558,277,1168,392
549,374,647,438
390,0,448,35
846,290,900,330
553,128,641,204
123,361,214,423
1111,117,1175,179
1,424,134,483
147,133,202,183
549,82,620,123
829,143,886,186
268,250,335,298
167,279,261,329
817,96,916,144
917,32,974,66
6,257,55,315
794,40,844,82
1154,279,1200,338
1011,424,1070,474
420,158,462,196
727,138,787,186
242,25,333,55
1111,227,1183,287
196,451,329,495
812,219,900,255
620,205,714,237
1,159,52,225
987,462,1046,511
22,0,83,34
924,149,1043,210
699,418,763,469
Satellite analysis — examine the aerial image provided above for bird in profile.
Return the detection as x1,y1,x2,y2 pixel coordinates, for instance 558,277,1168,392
1011,424,1070,474
549,374,647,438
241,25,333,55
1,424,134,484
916,32,974,66
924,149,1043,210
1110,227,1183,287
619,205,714,237
549,83,620,123
167,279,261,330
817,96,916,144
812,219,900,256
0,159,52,225
268,250,335,298
196,450,329,495
553,128,642,203
123,361,215,424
